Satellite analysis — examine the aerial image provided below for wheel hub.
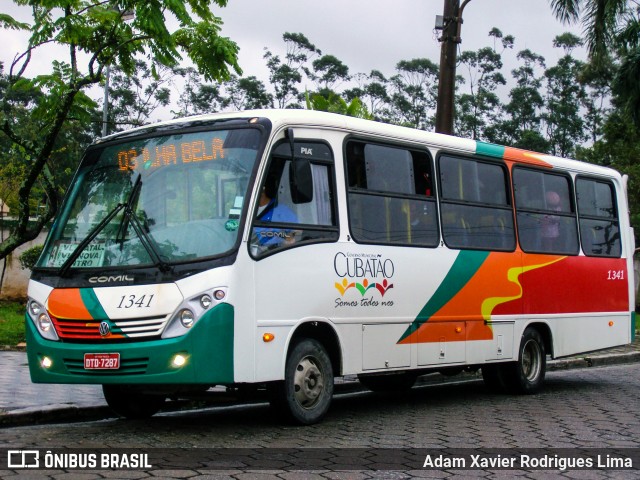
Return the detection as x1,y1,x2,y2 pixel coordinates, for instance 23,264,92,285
293,356,324,409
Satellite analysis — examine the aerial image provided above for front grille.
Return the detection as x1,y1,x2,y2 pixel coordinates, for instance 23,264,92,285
63,357,149,375
51,314,170,342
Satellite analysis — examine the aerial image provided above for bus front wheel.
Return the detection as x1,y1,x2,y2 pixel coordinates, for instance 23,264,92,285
102,385,165,419
269,338,334,425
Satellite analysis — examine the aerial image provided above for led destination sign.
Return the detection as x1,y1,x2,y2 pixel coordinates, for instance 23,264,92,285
117,138,226,172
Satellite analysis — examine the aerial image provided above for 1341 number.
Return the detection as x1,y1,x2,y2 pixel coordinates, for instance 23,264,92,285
607,270,625,280
117,294,155,309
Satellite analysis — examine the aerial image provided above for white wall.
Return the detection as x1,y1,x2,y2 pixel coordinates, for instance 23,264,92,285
0,229,48,300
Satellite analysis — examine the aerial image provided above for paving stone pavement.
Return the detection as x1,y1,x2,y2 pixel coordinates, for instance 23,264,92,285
0,334,638,427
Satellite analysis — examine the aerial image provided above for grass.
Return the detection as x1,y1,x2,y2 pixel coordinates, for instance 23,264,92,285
0,300,26,346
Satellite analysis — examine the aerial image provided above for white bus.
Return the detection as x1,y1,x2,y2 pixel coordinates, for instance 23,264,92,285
26,110,635,424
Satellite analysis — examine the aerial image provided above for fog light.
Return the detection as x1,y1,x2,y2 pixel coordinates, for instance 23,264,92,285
41,356,52,369
38,313,52,332
213,289,226,301
200,294,212,309
179,309,194,328
172,354,187,367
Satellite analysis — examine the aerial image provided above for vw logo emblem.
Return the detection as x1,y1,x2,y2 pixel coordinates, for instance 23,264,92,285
99,321,111,336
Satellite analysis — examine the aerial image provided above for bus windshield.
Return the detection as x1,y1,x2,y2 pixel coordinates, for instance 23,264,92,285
38,127,262,270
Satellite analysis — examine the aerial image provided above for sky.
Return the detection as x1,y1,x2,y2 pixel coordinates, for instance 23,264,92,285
0,0,585,118
214,0,584,82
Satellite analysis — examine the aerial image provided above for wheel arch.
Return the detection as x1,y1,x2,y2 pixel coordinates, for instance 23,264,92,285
522,321,554,358
288,320,342,376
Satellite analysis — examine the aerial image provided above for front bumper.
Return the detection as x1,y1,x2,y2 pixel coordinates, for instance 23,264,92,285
26,303,234,385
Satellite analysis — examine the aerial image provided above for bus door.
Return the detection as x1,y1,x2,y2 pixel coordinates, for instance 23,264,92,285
249,135,340,379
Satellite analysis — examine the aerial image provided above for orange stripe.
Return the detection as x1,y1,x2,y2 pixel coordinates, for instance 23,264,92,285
47,289,93,319
504,146,552,168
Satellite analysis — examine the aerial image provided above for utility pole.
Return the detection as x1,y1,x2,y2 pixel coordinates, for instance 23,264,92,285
435,0,471,135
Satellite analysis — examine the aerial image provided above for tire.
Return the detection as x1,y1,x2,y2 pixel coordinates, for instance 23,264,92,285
503,327,546,394
269,338,334,425
102,385,165,419
357,372,417,392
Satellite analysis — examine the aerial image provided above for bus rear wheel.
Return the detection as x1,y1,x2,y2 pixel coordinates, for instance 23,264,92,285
503,327,546,394
102,385,165,419
269,338,334,425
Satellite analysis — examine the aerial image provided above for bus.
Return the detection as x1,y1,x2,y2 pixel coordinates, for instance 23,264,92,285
26,109,635,425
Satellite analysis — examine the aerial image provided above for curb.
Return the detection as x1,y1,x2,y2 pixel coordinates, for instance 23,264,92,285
1,351,638,429
0,405,114,428
548,351,640,370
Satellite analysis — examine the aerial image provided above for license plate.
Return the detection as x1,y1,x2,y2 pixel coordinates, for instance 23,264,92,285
84,353,120,370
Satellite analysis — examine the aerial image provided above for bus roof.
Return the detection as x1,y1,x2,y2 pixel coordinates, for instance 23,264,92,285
100,109,621,180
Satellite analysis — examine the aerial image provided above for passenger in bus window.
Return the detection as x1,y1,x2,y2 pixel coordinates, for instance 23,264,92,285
541,191,562,250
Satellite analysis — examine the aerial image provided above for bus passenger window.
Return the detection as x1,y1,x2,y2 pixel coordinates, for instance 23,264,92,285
513,168,579,255
576,178,621,257
345,141,438,247
438,155,515,251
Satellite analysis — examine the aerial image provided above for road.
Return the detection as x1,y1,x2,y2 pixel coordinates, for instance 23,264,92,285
1,363,639,478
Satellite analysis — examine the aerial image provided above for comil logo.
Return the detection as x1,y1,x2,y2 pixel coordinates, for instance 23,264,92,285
8,450,39,468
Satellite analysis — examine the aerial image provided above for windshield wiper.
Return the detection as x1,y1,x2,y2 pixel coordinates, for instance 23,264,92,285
59,174,143,277
125,206,172,273
58,202,125,277
115,173,143,246
115,174,172,272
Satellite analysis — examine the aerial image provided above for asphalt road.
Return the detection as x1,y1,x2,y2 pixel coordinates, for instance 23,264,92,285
1,363,639,478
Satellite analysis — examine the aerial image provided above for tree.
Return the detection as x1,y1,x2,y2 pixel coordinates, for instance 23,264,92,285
264,32,320,109
305,91,372,119
311,54,350,93
345,70,391,121
107,60,173,132
550,0,640,125
543,34,587,157
0,0,241,261
223,75,273,110
497,49,549,151
388,58,439,129
172,67,223,117
456,47,507,140
454,29,513,141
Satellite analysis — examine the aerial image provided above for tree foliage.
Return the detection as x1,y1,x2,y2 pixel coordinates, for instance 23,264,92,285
0,0,241,261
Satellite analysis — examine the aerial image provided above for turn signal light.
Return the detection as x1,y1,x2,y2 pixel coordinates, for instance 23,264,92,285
609,321,614,327
263,333,275,342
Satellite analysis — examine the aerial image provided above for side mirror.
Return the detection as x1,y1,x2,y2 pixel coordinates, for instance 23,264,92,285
290,159,313,204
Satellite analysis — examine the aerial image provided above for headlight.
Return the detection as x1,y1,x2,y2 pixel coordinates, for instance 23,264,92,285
162,287,229,339
26,298,59,341
38,313,52,332
200,294,212,309
29,300,42,316
179,309,195,328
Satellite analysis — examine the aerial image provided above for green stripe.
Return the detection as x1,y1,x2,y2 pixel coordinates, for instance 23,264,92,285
476,141,505,160
399,250,490,342
632,311,636,342
79,288,108,320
